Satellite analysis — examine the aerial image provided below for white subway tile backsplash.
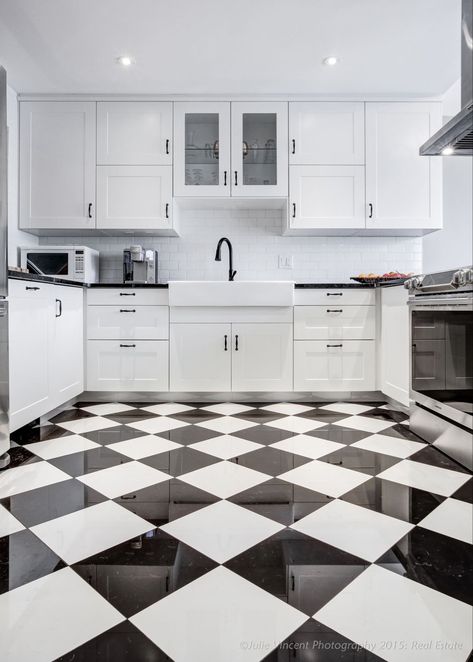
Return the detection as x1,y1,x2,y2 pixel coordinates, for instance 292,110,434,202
39,209,422,283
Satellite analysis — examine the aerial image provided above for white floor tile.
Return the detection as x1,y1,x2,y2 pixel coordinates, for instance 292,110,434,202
179,461,271,499
261,403,315,415
107,435,182,459
140,403,196,416
196,416,258,434
201,403,255,415
80,403,136,416
278,460,371,498
24,434,100,460
189,435,263,460
265,416,325,434
161,500,284,563
350,433,425,459
0,461,70,499
319,402,374,415
130,566,307,662
56,416,120,435
378,460,470,497
291,499,413,562
77,461,170,499
0,567,124,662
0,504,25,537
270,434,344,460
418,498,473,544
333,415,396,433
31,500,155,565
314,564,473,662
126,416,189,434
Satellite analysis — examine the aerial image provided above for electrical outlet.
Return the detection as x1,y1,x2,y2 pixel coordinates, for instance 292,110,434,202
278,255,293,269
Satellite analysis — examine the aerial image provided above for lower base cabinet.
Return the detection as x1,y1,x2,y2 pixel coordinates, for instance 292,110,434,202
294,340,375,391
87,341,169,391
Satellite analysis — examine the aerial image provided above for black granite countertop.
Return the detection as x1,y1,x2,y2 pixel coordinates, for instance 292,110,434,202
295,279,407,289
87,282,169,288
8,271,84,288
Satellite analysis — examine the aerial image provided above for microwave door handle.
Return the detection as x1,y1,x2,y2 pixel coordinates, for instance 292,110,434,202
26,257,45,276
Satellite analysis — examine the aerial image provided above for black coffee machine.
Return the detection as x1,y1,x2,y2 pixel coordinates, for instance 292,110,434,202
123,246,158,284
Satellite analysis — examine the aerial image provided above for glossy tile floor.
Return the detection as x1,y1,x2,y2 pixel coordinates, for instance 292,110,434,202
0,401,472,662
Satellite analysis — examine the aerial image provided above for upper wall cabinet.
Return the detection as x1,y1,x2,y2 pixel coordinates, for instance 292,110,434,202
231,102,288,197
20,101,96,231
289,102,365,165
365,102,442,231
97,102,172,165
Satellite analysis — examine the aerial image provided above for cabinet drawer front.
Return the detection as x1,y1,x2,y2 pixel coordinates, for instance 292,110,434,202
87,340,169,392
294,340,375,392
87,306,169,340
87,288,168,306
8,278,56,300
294,289,375,306
294,306,375,340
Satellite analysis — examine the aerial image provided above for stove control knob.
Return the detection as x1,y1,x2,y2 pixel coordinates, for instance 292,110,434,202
405,276,424,292
451,269,469,288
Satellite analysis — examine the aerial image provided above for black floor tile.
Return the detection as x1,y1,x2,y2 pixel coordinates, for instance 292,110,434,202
306,425,370,445
231,446,310,476
81,426,150,445
170,410,224,423
2,446,41,469
155,425,221,445
318,445,401,475
451,478,473,504
142,447,220,476
233,426,297,445
49,408,95,424
10,423,71,445
409,444,471,474
49,446,131,477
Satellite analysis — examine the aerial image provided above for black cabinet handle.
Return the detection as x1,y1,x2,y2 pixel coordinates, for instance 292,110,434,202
368,203,373,218
326,309,343,313
25,286,40,291
327,292,343,296
55,298,62,317
292,203,296,218
88,203,93,219
120,494,137,500
165,139,170,155
120,344,136,348
234,171,238,186
165,575,170,592
223,170,227,186
291,574,295,591
291,139,296,155
235,334,239,351
224,334,228,351
326,344,343,348
119,309,136,313
120,292,136,296
165,203,169,219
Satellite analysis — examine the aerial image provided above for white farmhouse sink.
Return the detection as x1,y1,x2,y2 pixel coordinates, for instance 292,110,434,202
168,281,294,307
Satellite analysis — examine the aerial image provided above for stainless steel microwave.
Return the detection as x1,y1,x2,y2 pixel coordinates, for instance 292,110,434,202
20,246,100,283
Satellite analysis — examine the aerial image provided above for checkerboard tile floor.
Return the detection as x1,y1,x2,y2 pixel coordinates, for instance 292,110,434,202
1,401,472,662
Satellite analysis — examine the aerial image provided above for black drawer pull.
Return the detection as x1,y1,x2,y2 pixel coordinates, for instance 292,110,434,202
165,139,170,155
165,203,169,219
88,202,93,219
368,203,373,218
223,170,227,186
25,286,40,291
235,334,239,351
292,203,296,218
327,344,343,348
326,309,343,313
234,170,238,186
119,309,136,313
224,334,228,351
119,292,136,296
327,293,343,296
120,344,136,348
55,298,62,317
291,139,296,155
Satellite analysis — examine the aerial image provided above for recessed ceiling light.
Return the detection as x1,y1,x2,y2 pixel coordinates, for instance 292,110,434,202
117,55,134,67
323,56,339,66
441,146,454,156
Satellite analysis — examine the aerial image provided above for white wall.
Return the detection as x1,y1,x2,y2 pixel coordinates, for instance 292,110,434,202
6,84,38,266
423,80,473,272
40,209,423,283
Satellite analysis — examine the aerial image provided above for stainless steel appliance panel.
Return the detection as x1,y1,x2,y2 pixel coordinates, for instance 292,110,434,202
0,67,7,298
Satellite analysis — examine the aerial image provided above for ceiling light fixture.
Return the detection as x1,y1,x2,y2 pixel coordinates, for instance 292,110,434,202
117,55,134,67
323,56,339,66
441,146,454,156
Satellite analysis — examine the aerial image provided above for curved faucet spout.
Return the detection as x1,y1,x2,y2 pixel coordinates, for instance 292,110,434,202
215,237,237,281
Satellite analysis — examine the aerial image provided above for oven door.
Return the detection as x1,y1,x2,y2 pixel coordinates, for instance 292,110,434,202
409,294,473,429
22,249,73,279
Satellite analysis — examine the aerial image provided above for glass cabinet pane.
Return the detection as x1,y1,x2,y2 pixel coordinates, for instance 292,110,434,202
242,113,277,186
185,113,220,187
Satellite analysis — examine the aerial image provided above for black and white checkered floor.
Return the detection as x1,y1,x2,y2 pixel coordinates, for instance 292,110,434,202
1,401,472,661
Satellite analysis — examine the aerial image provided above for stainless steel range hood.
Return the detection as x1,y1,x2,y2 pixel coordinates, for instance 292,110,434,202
420,0,473,156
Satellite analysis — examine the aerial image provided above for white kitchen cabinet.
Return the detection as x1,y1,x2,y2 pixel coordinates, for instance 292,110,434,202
231,102,288,197
97,102,172,165
294,305,375,340
231,324,293,391
170,324,232,391
365,102,442,230
294,340,376,392
380,285,410,406
87,305,169,340
289,165,365,230
96,165,172,231
19,101,96,231
87,340,169,392
289,102,365,165
174,102,231,197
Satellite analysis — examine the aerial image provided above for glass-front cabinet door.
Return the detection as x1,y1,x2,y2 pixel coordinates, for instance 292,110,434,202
174,102,231,197
231,102,288,197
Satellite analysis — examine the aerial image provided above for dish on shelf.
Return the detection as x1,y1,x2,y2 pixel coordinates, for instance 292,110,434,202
351,271,412,285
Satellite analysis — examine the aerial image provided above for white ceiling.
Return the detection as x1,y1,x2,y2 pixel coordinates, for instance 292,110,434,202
0,0,462,96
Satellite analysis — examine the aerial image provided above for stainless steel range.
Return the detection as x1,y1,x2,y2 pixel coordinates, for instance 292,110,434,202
405,267,473,470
